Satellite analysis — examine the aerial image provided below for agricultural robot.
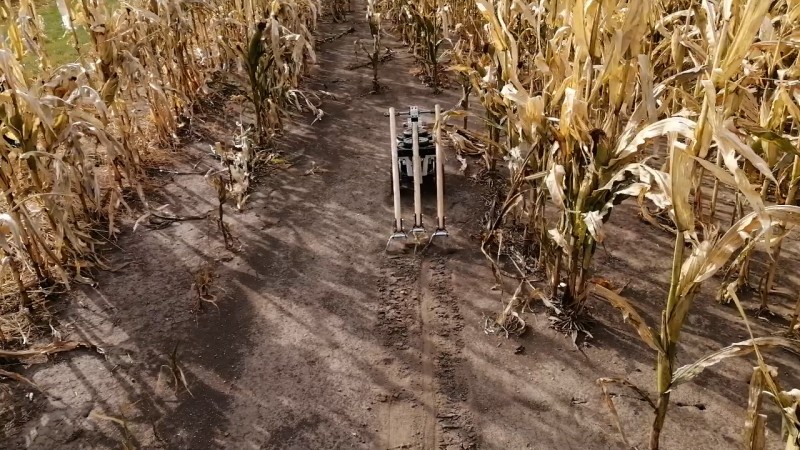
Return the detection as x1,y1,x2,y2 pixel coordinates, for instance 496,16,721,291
385,105,448,247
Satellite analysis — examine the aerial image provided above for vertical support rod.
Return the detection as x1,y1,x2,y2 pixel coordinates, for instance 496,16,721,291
412,117,423,229
389,108,403,233
435,104,445,231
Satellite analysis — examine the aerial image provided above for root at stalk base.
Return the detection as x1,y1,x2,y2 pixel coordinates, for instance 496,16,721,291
549,304,594,345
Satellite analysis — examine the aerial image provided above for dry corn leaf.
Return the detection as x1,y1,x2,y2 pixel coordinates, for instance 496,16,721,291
671,337,800,389
592,283,663,354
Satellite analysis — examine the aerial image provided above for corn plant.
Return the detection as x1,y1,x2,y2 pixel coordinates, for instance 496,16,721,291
596,202,800,449
590,1,800,446
355,0,383,93
446,10,481,130
442,0,666,333
233,1,319,144
329,0,348,22
384,0,448,92
0,45,137,298
239,21,273,142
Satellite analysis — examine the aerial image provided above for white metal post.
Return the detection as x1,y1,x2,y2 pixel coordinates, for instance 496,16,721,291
411,112,423,231
389,108,403,234
434,104,446,234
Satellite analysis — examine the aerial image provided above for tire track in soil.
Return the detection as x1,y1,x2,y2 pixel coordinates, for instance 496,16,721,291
377,253,476,449
376,255,422,448
419,259,440,449
425,256,476,449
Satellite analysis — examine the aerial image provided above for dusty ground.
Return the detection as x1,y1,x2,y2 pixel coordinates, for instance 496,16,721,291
2,2,800,449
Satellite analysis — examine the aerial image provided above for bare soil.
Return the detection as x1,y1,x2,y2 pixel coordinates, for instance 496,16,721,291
3,2,800,449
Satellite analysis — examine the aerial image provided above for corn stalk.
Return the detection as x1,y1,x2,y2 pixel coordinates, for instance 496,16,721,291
355,0,383,93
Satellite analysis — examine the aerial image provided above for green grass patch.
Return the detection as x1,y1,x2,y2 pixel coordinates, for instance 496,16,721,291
6,1,118,75
33,0,88,68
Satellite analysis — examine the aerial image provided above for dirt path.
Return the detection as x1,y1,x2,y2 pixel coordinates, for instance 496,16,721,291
6,2,800,450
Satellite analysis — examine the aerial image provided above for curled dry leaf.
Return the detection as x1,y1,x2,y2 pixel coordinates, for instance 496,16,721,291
670,337,800,389
591,283,663,354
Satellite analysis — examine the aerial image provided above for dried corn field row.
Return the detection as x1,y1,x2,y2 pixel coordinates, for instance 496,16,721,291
384,0,800,448
0,0,320,340
0,0,799,449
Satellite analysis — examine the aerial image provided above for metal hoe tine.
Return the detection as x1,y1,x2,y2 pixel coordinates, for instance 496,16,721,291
387,106,407,249
433,104,448,239
410,106,425,235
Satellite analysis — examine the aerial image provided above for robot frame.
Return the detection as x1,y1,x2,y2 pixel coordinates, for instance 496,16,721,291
385,105,448,247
